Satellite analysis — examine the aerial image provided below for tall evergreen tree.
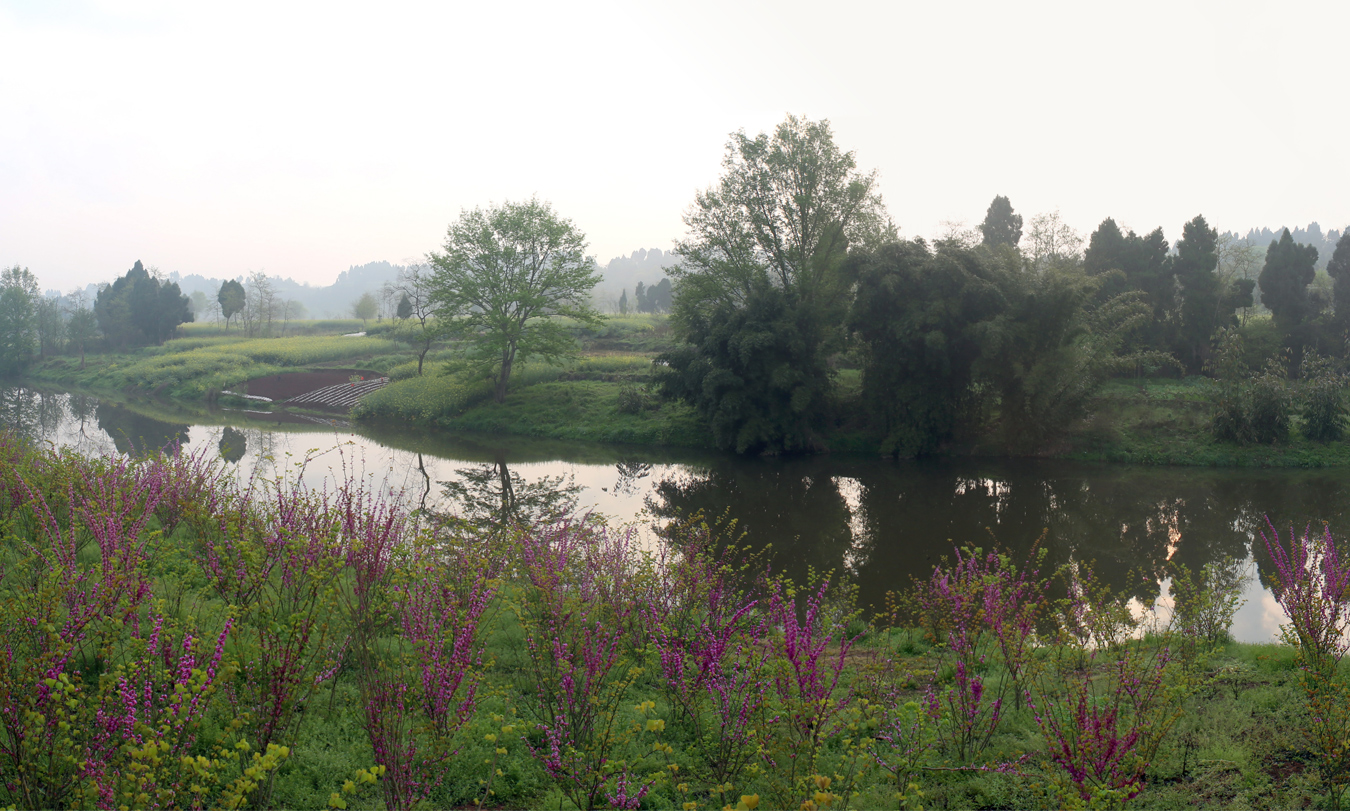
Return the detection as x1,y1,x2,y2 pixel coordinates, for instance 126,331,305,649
1173,215,1223,373
978,195,1023,247
1328,230,1350,332
1258,229,1319,343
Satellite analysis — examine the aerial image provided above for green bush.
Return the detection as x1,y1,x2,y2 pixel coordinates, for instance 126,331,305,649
1247,358,1292,444
1300,349,1347,442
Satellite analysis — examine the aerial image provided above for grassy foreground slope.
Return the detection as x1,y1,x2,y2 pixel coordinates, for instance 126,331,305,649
0,435,1344,810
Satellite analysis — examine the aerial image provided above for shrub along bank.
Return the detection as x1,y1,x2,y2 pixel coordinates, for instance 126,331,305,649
2,434,1349,810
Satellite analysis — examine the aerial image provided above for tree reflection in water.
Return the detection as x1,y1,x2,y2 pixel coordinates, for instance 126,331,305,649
9,382,1350,638
647,457,1350,618
437,452,581,535
219,426,247,463
96,401,189,456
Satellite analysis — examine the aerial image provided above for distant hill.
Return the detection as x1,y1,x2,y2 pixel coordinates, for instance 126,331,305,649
169,261,402,319
595,248,679,309
1224,223,1345,272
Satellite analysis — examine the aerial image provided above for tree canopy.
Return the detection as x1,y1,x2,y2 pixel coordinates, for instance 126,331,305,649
1258,229,1319,340
658,115,892,453
0,266,38,374
94,261,192,349
978,195,1023,248
847,240,1007,455
217,279,245,330
429,199,600,403
1328,230,1350,330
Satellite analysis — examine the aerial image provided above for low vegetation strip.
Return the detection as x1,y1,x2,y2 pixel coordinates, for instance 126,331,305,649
30,336,401,399
1,434,1346,810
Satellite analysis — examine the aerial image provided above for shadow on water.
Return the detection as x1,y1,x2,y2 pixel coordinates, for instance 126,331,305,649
9,381,1350,640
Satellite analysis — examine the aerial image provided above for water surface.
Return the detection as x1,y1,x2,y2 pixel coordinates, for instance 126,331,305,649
6,382,1344,643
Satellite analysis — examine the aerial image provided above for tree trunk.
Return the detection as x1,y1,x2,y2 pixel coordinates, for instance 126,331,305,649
494,348,514,403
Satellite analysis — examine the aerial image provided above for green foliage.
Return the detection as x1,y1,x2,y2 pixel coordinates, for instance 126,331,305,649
1329,231,1350,332
350,292,378,325
1207,327,1293,445
1258,228,1319,340
662,115,892,454
1299,348,1347,442
64,306,99,369
1208,327,1249,443
980,261,1171,453
217,279,245,329
1168,558,1248,648
846,240,1006,456
429,198,601,403
658,285,835,453
977,194,1022,248
94,261,193,348
0,265,38,374
1085,218,1177,337
1173,215,1224,374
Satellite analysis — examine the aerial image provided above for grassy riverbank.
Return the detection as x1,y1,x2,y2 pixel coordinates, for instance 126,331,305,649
2,435,1346,810
22,313,1350,463
1062,379,1350,468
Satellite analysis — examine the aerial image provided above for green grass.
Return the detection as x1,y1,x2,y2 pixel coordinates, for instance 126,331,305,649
176,318,368,338
440,380,707,446
30,335,404,399
1064,377,1350,467
356,358,705,447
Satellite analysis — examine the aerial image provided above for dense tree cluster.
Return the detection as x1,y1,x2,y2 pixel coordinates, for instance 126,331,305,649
654,115,894,453
653,115,1350,455
93,261,193,349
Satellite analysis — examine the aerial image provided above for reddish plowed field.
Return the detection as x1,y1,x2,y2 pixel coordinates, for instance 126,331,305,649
243,369,382,401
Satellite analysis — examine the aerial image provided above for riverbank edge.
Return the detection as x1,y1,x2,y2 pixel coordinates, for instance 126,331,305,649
22,359,1350,468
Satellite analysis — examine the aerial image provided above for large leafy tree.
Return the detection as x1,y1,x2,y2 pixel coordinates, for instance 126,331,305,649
846,240,1008,455
1258,229,1319,344
95,261,193,348
658,115,892,453
217,279,245,330
429,198,600,403
0,266,39,374
350,292,378,327
978,195,1023,248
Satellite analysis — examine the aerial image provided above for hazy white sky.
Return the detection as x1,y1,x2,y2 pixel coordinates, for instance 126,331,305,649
3,0,1347,291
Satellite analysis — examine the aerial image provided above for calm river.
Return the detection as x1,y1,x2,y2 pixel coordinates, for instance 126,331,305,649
7,382,1348,643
